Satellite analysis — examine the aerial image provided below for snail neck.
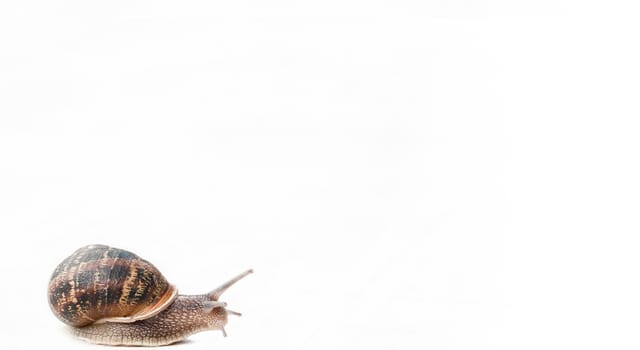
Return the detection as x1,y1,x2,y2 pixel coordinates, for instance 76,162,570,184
172,294,230,331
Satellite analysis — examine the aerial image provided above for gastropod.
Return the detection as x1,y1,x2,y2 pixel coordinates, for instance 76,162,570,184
47,244,252,346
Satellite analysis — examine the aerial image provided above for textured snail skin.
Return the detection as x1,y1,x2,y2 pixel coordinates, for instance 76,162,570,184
70,296,229,346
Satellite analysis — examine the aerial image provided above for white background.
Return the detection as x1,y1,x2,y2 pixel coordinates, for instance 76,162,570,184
1,1,639,349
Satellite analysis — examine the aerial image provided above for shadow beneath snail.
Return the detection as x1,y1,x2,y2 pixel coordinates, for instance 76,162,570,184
166,339,194,347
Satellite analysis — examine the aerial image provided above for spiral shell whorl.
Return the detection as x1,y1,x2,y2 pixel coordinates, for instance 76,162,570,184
48,244,176,327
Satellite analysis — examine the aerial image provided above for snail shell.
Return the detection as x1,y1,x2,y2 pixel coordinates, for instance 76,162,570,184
48,244,178,327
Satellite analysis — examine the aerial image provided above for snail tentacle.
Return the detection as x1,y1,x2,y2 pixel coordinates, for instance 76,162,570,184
207,269,253,300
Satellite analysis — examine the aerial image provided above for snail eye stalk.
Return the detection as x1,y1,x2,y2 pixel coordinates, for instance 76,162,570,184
207,269,254,301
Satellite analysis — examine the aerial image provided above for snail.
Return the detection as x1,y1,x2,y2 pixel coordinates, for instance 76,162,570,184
47,244,252,346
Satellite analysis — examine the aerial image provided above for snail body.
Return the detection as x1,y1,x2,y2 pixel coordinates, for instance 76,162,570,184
48,244,251,346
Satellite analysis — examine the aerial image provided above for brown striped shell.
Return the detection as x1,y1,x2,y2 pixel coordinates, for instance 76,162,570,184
48,244,178,327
